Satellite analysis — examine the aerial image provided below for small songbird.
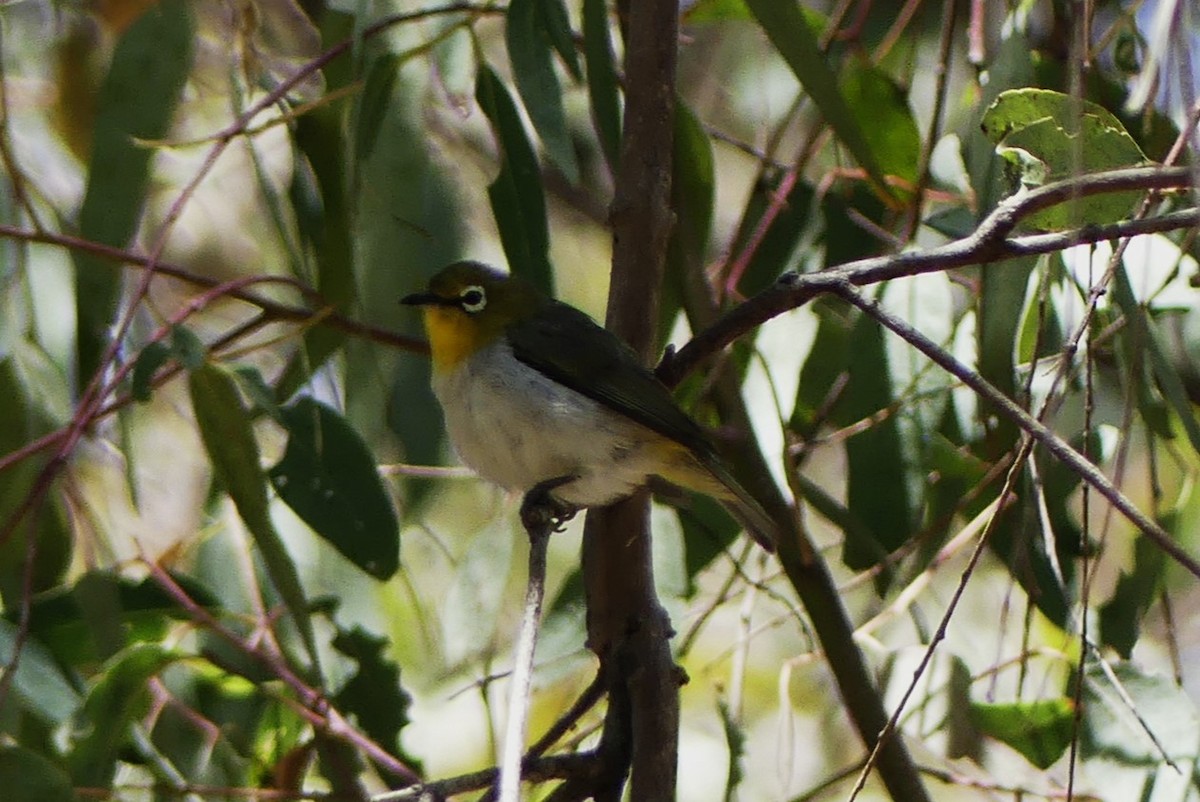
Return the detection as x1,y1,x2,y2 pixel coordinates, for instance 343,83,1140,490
402,261,777,551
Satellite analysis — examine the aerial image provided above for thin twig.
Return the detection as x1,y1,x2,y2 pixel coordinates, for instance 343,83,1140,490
498,520,552,802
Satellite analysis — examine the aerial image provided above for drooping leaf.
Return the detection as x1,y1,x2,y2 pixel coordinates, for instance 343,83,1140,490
355,54,401,164
73,0,192,381
506,0,580,183
742,0,892,200
727,170,816,297
536,0,582,81
838,309,913,577
970,698,1075,770
130,341,171,402
270,398,399,580
839,57,920,190
476,64,553,294
582,0,621,168
68,643,179,786
1099,522,1167,658
188,363,317,663
662,99,714,346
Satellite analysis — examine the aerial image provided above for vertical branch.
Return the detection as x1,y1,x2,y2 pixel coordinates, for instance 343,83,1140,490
581,0,679,798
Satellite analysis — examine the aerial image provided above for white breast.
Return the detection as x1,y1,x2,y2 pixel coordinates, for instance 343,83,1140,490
431,340,665,506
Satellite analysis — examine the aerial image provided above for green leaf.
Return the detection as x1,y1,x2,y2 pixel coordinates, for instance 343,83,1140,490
170,324,206,371
1099,526,1166,658
269,398,399,580
332,626,419,767
131,341,170,402
727,171,816,296
476,64,554,294
537,0,582,81
838,310,913,576
0,744,75,802
980,88,1149,230
0,350,72,602
663,100,714,345
676,494,740,591
73,0,192,381
792,300,852,434
0,618,82,727
441,517,515,667
506,0,580,184
68,643,179,786
355,54,400,164
1082,661,1200,765
15,570,219,667
582,0,621,168
742,0,892,199
188,363,318,663
839,57,920,188
970,698,1074,770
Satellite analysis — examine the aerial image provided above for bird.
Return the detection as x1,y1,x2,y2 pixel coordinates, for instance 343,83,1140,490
401,260,778,551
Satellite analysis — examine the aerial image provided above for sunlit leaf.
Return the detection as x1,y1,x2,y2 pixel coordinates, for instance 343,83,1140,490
970,698,1074,770
980,88,1149,230
839,57,920,189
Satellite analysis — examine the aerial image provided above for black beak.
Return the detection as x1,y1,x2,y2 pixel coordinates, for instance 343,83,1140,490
401,291,440,306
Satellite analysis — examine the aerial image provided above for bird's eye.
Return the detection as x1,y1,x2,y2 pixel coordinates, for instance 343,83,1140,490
459,285,487,313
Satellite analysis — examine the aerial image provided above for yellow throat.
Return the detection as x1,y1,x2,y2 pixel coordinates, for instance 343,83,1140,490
421,305,494,372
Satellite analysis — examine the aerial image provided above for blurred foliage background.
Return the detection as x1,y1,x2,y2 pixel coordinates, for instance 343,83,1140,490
2,0,1200,800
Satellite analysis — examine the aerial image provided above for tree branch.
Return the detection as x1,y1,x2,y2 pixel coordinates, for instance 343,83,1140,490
659,165,1196,386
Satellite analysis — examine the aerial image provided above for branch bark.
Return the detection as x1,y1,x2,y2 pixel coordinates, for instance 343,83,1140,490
581,0,680,799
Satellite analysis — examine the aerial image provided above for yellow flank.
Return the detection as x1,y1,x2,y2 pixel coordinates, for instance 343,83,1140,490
423,305,487,371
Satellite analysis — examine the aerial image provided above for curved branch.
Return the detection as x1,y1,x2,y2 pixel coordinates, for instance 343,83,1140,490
660,165,1196,386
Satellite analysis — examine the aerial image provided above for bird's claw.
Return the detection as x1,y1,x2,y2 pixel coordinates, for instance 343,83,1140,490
520,477,578,535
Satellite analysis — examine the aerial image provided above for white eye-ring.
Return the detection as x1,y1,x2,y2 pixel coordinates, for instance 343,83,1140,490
459,285,487,313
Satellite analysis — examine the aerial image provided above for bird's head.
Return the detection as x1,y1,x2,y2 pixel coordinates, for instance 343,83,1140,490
402,261,545,370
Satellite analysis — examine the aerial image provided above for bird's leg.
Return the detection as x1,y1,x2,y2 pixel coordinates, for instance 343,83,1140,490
520,476,579,535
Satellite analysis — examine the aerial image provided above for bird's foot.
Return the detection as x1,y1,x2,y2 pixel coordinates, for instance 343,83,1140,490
520,476,578,535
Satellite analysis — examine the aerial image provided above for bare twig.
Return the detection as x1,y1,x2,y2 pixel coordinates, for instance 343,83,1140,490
498,516,552,802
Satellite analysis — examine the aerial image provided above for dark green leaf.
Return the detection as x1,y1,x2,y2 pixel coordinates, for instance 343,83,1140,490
970,698,1074,769
476,64,553,294
677,493,740,591
332,626,419,767
355,54,400,164
727,171,816,296
791,300,852,434
839,311,912,576
976,256,1034,455
506,0,580,183
742,0,892,199
537,0,582,81
0,351,72,603
0,744,75,802
839,57,920,188
1099,526,1166,658
131,341,170,402
662,100,714,345
74,0,192,380
188,364,318,663
269,398,399,580
171,325,206,371
582,0,621,168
